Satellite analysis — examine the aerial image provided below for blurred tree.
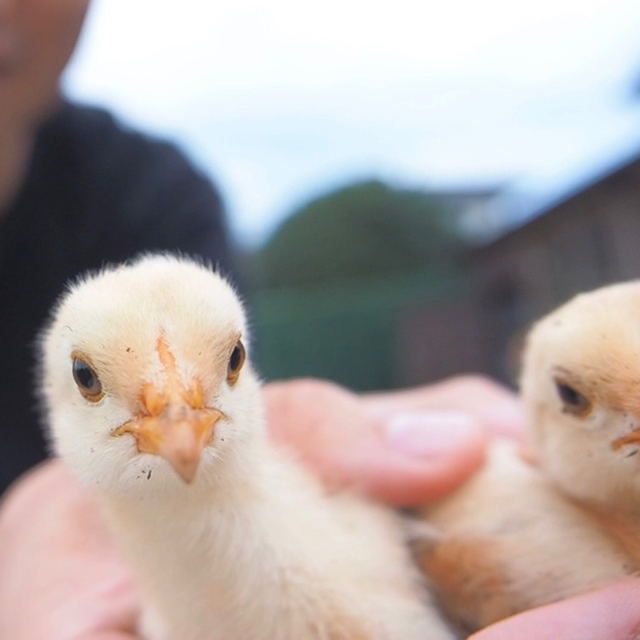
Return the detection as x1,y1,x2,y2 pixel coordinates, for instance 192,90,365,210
254,180,462,290
246,179,468,391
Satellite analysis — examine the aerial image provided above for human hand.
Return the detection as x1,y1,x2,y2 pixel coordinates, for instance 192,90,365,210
0,460,140,640
363,374,525,440
265,375,523,505
470,578,640,640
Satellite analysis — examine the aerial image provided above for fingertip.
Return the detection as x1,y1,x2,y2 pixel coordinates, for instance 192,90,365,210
355,412,488,506
384,412,484,458
79,634,141,640
470,579,640,640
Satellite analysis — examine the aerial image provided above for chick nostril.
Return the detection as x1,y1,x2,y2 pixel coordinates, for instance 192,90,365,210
142,384,167,417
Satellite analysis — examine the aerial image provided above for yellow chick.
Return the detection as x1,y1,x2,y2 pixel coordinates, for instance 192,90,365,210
412,281,640,634
39,255,453,640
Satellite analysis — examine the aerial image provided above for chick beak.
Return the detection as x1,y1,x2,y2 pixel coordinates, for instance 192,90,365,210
155,414,218,483
111,337,227,482
612,428,640,452
112,385,224,483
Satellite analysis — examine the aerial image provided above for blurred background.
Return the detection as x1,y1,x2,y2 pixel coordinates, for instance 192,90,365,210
65,0,640,390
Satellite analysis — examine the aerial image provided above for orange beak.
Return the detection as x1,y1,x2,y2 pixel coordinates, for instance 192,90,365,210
111,337,224,483
612,428,640,451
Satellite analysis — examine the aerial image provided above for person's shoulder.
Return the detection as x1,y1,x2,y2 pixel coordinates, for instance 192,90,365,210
34,101,231,270
44,101,121,140
43,101,199,185
39,100,225,226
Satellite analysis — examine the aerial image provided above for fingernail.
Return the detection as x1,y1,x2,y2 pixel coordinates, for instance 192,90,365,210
385,411,478,458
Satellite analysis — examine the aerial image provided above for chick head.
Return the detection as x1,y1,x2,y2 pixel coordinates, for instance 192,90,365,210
521,281,640,508
39,255,262,496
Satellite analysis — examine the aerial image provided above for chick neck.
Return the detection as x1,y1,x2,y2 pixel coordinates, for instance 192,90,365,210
100,431,326,638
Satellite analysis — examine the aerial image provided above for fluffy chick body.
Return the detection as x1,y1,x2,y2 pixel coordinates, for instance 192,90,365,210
414,441,633,633
40,255,452,640
413,281,640,634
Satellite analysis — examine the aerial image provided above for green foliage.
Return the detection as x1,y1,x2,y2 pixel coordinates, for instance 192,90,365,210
243,178,468,390
250,272,465,391
254,180,461,290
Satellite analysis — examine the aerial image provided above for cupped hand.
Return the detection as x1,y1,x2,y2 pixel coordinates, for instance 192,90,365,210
0,460,139,640
470,578,640,640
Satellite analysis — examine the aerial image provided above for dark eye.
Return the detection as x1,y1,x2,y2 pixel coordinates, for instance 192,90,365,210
554,380,591,417
227,340,246,385
72,356,104,401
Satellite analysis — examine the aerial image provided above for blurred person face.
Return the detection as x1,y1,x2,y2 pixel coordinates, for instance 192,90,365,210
0,0,90,139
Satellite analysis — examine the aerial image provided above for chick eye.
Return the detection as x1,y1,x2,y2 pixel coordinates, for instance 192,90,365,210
72,356,104,402
227,340,246,385
554,380,592,417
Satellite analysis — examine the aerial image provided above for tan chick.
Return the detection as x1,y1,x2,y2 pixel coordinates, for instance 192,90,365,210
412,281,640,635
39,255,453,640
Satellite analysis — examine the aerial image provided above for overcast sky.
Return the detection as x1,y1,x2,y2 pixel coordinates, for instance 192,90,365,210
64,0,640,245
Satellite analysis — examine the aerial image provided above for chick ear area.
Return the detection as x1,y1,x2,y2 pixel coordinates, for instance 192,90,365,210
71,354,104,402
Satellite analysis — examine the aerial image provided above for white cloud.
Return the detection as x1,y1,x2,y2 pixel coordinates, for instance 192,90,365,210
64,0,640,244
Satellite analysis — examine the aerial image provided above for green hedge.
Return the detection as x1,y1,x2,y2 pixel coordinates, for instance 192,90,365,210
247,273,466,391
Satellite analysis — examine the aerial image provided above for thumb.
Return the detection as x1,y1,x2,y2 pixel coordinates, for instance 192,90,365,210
265,379,487,507
352,410,487,506
470,579,640,640
80,635,140,640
